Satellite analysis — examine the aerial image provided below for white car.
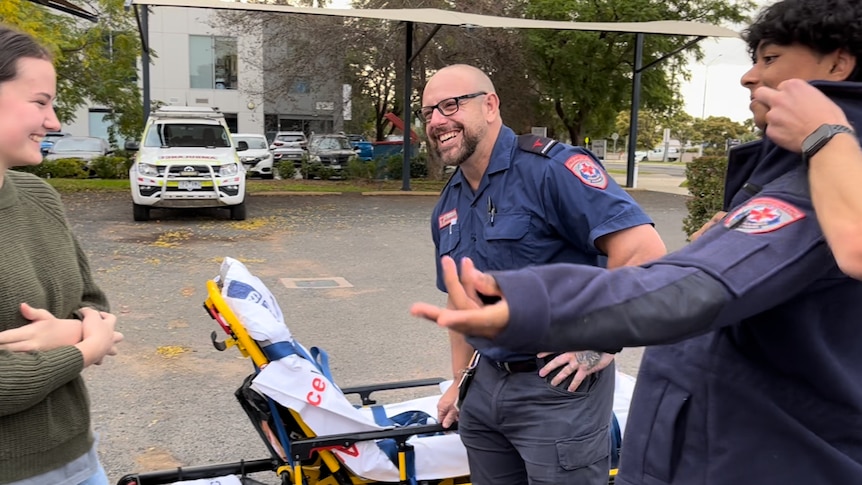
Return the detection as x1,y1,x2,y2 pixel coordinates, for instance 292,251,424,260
635,146,681,162
233,133,274,179
128,106,247,222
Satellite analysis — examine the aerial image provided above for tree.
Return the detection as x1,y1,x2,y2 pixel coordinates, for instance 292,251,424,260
523,0,754,146
1,0,145,143
692,116,747,148
615,109,694,150
616,110,663,150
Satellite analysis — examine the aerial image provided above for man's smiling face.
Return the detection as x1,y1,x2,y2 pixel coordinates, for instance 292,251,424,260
422,75,488,167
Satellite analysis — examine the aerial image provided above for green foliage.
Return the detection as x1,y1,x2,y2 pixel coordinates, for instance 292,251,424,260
1,0,146,142
89,155,133,179
301,160,336,180
15,158,89,179
344,158,376,180
276,160,298,180
386,153,428,180
692,116,749,148
523,0,753,145
683,155,728,236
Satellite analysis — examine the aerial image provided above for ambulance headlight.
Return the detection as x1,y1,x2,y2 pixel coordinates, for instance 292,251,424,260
219,163,240,177
137,163,158,176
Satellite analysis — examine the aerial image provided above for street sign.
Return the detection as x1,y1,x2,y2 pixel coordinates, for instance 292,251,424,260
591,139,607,160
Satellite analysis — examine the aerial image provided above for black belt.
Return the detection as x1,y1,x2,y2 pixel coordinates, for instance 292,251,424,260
490,358,541,374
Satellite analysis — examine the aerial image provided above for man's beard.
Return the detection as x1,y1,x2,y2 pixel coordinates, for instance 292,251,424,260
433,123,483,166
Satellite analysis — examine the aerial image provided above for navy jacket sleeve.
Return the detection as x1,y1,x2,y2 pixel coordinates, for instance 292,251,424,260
490,180,836,353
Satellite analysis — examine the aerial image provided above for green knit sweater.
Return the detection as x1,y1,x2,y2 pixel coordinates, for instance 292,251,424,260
0,171,109,483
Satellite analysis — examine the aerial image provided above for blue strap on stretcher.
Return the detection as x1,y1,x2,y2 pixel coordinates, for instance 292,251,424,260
610,413,622,469
257,341,334,475
370,408,438,485
261,342,335,383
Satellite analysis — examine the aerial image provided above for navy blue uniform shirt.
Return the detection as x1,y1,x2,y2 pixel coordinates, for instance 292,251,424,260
431,125,653,361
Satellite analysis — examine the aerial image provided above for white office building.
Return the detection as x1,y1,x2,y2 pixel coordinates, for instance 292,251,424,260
65,6,345,142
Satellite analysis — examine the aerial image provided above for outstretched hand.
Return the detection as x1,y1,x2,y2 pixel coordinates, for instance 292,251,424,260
410,256,511,339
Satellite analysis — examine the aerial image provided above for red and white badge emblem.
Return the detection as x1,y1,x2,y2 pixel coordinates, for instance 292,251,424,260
565,154,608,189
723,197,805,234
438,209,458,229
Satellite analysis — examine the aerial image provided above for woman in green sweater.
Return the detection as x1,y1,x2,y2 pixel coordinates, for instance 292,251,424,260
0,25,123,485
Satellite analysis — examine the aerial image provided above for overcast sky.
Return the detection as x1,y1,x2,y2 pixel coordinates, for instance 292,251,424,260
680,35,756,123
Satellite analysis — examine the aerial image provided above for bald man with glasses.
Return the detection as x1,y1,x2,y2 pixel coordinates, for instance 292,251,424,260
420,64,666,485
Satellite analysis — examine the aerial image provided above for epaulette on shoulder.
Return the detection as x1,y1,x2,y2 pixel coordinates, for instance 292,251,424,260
517,134,558,157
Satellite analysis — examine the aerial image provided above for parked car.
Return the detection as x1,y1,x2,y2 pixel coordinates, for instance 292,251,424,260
233,133,274,179
635,144,681,162
307,134,357,172
346,134,373,161
45,136,112,166
41,131,70,156
269,131,307,168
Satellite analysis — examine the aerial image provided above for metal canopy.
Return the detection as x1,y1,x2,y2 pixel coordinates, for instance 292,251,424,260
132,0,737,37
131,0,740,189
28,0,98,22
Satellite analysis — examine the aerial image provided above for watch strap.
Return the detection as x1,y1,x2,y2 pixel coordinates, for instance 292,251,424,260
802,123,855,166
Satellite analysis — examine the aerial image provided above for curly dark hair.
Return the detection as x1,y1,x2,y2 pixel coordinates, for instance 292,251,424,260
0,24,52,85
742,0,862,81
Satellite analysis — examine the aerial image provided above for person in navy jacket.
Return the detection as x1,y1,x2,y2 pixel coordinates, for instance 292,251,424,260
412,1,862,483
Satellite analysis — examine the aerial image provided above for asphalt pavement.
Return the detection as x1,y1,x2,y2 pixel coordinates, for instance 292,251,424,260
63,182,690,483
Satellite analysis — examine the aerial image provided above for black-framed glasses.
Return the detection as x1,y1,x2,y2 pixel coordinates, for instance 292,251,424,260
415,92,487,123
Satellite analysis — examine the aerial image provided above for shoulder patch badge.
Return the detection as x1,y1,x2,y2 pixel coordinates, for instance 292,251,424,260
565,154,608,189
723,197,805,234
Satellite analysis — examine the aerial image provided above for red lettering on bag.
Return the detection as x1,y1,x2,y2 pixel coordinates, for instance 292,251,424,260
312,377,326,391
306,377,327,406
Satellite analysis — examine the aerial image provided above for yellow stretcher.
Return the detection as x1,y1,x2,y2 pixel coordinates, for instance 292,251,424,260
117,265,620,485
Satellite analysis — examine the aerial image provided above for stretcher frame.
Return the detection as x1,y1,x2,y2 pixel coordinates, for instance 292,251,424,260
117,277,620,485
117,279,471,485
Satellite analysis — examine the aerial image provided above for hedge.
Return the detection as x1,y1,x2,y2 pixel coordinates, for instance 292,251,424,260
683,155,728,237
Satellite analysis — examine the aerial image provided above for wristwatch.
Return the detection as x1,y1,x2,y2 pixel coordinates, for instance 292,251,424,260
801,123,855,165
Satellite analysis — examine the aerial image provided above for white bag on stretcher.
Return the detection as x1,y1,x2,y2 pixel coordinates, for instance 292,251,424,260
216,257,636,482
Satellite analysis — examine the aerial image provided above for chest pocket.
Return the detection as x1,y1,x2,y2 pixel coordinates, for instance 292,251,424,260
438,223,461,256
481,212,532,268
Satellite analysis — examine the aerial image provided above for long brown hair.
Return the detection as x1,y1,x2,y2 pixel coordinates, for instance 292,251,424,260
0,24,52,85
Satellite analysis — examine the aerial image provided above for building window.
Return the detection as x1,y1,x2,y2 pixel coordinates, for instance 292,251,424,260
223,113,238,134
189,35,237,90
88,109,114,145
290,79,310,94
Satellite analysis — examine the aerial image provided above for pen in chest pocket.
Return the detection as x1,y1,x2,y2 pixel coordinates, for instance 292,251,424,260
487,196,496,225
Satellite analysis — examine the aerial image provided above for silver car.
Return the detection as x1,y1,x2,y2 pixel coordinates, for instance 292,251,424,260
269,131,307,168
45,136,112,164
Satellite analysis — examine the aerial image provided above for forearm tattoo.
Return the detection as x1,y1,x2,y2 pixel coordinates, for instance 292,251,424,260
576,351,602,371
